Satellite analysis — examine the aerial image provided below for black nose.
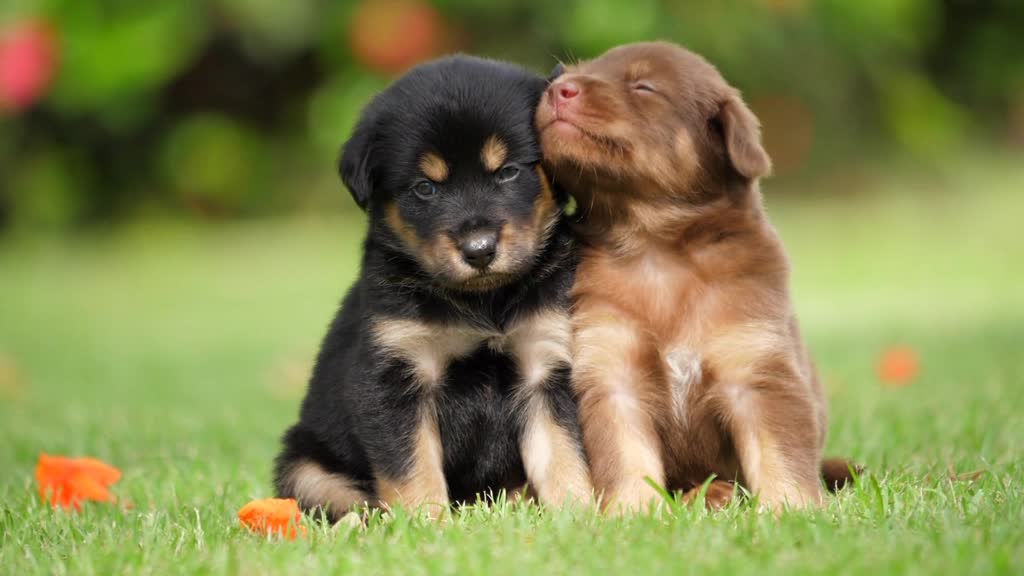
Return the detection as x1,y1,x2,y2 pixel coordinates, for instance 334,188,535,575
459,230,497,269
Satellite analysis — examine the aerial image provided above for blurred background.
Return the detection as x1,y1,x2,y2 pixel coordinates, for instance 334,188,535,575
1,0,1022,230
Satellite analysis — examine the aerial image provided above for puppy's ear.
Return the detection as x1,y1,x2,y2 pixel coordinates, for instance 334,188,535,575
715,94,772,180
338,117,377,211
547,63,565,83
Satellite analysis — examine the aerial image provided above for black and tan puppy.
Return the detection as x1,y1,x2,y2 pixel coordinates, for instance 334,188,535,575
274,56,592,521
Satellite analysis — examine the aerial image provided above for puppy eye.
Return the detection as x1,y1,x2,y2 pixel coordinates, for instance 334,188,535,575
412,181,437,200
496,165,520,183
632,81,656,93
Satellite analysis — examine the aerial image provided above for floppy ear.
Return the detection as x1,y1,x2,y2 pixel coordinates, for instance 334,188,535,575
716,94,772,180
338,116,377,211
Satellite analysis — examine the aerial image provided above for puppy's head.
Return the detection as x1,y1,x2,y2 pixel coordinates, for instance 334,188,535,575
537,42,771,203
341,56,559,292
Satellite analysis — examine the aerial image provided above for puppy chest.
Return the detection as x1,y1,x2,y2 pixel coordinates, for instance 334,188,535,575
370,311,572,392
583,249,703,335
434,366,526,496
498,310,573,389
371,318,487,390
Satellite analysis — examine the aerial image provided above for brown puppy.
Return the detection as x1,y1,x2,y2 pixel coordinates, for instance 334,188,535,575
538,41,844,512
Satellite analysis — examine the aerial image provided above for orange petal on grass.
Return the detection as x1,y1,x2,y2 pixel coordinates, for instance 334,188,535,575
35,453,121,510
238,498,307,540
877,345,920,386
72,457,122,485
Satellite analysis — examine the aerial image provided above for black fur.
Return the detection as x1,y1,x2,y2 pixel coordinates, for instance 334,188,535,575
274,56,584,520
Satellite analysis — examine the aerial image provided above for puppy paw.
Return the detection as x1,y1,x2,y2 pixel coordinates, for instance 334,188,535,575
681,480,736,510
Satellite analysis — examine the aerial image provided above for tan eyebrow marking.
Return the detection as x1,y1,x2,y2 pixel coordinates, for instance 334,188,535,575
419,152,449,182
481,135,508,172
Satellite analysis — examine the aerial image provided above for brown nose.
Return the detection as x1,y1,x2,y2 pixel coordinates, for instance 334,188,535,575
549,81,581,106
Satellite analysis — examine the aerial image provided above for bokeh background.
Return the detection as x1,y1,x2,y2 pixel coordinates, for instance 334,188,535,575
1,0,1023,229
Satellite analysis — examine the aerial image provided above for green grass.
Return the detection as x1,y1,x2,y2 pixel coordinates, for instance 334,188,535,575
2,156,1023,575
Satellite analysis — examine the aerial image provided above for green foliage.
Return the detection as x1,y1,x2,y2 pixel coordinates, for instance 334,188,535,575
7,145,89,229
1,0,1022,230
160,114,268,215
46,1,208,115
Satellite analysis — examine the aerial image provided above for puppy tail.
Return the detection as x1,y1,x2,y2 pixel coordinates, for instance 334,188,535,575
821,457,863,493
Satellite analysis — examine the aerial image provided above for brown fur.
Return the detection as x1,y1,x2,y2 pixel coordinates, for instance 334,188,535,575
538,41,846,513
680,480,736,510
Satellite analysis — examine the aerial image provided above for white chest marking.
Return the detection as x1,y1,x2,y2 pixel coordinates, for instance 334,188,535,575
665,347,702,424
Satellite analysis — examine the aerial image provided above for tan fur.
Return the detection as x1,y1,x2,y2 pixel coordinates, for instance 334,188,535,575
532,166,559,241
507,310,593,505
376,405,449,516
280,460,371,516
572,307,665,513
505,309,573,388
371,311,592,509
481,135,509,172
539,41,829,512
385,202,420,252
520,394,592,505
419,152,449,182
371,317,483,389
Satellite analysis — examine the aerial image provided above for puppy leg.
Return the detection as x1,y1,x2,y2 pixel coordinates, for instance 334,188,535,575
275,426,372,522
519,379,593,507
706,324,825,511
719,381,824,510
374,402,450,517
509,310,592,507
574,312,665,514
278,459,372,521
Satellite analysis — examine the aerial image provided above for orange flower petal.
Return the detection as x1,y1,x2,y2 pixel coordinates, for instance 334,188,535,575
67,473,114,503
238,498,306,539
74,458,121,486
877,345,920,386
35,453,121,510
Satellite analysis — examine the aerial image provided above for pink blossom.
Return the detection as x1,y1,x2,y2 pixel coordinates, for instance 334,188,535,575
0,20,58,112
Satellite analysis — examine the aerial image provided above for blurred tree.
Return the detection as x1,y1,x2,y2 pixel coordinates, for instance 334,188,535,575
0,0,1021,232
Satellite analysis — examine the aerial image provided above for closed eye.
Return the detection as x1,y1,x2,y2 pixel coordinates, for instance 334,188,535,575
632,81,656,93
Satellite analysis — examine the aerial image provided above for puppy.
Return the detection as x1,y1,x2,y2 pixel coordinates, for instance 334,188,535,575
275,56,592,521
537,42,851,512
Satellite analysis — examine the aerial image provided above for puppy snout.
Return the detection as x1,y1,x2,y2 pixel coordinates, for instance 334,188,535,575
459,230,498,270
549,80,581,109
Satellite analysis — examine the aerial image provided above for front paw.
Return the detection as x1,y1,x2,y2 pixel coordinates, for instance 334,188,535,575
681,480,737,510
601,480,664,516
755,482,823,513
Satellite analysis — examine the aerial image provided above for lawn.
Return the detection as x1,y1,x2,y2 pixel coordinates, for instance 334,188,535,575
1,155,1022,575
